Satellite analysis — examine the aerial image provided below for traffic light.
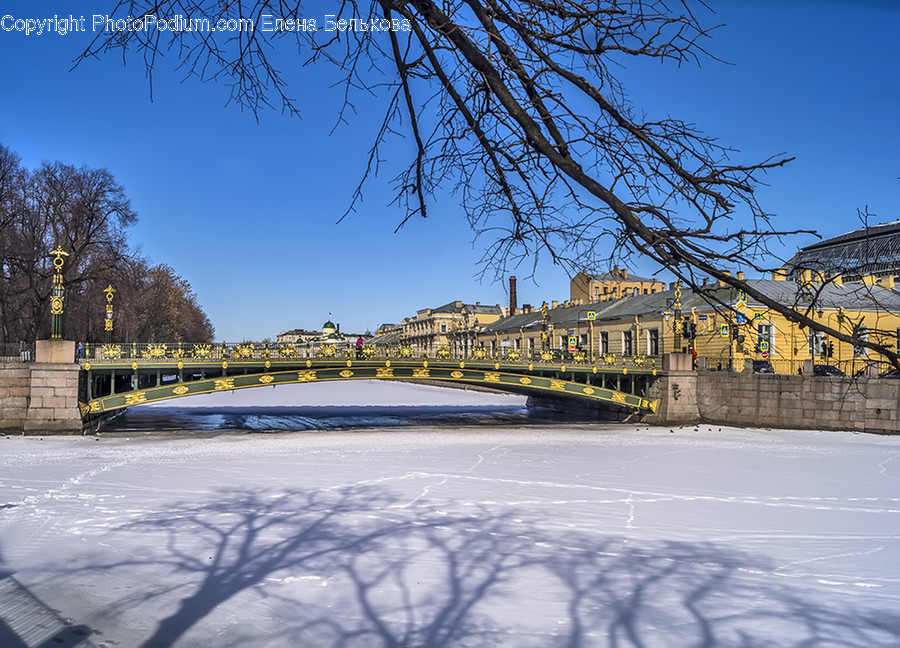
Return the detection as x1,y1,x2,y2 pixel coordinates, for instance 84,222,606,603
682,320,690,339
690,322,696,339
827,342,834,358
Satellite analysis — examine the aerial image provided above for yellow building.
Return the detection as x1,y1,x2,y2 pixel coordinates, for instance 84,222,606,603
570,267,666,302
400,301,505,354
481,274,900,375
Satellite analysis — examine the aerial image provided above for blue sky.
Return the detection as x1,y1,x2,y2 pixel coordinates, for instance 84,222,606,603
1,1,898,340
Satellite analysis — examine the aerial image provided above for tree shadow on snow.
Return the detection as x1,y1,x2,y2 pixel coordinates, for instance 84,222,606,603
45,486,900,647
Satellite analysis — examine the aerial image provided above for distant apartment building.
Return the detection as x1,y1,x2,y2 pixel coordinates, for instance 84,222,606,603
570,267,666,302
400,301,505,354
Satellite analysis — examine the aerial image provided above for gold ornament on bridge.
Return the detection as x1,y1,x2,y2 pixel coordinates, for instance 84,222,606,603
124,391,147,406
611,392,628,404
518,377,532,385
412,368,430,378
549,379,566,391
483,372,500,383
397,345,414,358
214,377,235,391
173,386,189,395
233,343,254,358
101,344,122,360
473,348,488,360
141,344,168,359
297,370,317,382
436,346,451,359
259,374,274,384
317,345,337,358
376,367,394,378
279,345,299,358
582,387,595,395
192,344,213,359
339,369,354,378
450,370,464,379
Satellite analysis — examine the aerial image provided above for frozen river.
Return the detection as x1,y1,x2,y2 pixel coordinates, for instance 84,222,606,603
1,382,899,647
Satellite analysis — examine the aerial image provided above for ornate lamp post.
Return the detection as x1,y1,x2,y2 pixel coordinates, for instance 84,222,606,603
672,281,683,352
540,301,549,351
49,246,69,340
103,284,116,343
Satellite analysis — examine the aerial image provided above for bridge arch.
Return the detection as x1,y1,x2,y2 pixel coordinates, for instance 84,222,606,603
79,358,657,417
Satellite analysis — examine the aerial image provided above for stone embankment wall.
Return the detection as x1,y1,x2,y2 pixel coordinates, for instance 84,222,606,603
0,341,83,435
695,372,900,434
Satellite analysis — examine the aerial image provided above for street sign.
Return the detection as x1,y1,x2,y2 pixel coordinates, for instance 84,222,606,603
720,324,730,338
568,335,577,352
760,341,769,352
736,313,747,324
762,351,769,358
587,311,596,320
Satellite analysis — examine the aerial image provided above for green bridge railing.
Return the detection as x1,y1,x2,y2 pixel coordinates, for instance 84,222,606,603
81,342,662,372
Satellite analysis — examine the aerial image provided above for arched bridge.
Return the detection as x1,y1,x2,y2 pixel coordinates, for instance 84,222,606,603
77,342,660,419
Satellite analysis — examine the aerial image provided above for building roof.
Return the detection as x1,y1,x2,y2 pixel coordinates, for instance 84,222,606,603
782,220,900,280
483,279,900,334
583,270,661,284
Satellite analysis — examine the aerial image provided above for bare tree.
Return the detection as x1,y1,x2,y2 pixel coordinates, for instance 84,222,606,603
78,1,898,367
0,144,214,344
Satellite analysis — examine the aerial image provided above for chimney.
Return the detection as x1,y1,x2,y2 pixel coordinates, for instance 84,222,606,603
771,269,788,281
551,300,558,309
878,276,895,290
717,271,731,287
509,275,517,316
737,271,744,281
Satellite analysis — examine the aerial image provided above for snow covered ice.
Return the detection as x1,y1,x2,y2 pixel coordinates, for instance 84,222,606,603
1,381,899,647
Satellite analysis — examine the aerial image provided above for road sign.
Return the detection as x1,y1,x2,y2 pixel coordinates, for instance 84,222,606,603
720,324,730,338
736,313,747,324
760,341,769,352
762,351,769,358
587,311,596,320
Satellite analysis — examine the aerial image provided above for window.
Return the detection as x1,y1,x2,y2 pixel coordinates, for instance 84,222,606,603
622,330,633,356
647,328,659,355
441,323,447,333
528,337,535,351
643,288,648,295
515,337,521,349
854,326,869,357
600,331,609,354
757,324,773,354
808,330,825,357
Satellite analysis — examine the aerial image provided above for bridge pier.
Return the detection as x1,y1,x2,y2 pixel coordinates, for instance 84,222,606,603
0,341,84,435
642,354,700,426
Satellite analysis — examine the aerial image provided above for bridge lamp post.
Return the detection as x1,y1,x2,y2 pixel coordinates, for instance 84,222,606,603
666,282,683,352
103,285,116,343
49,246,69,340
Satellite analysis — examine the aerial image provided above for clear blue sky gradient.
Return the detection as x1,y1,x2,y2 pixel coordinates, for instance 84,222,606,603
1,1,898,340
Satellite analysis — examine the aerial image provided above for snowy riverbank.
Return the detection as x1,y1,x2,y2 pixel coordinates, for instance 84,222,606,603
1,384,899,646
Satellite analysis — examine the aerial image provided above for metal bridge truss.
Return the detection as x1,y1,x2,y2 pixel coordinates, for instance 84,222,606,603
78,342,660,418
